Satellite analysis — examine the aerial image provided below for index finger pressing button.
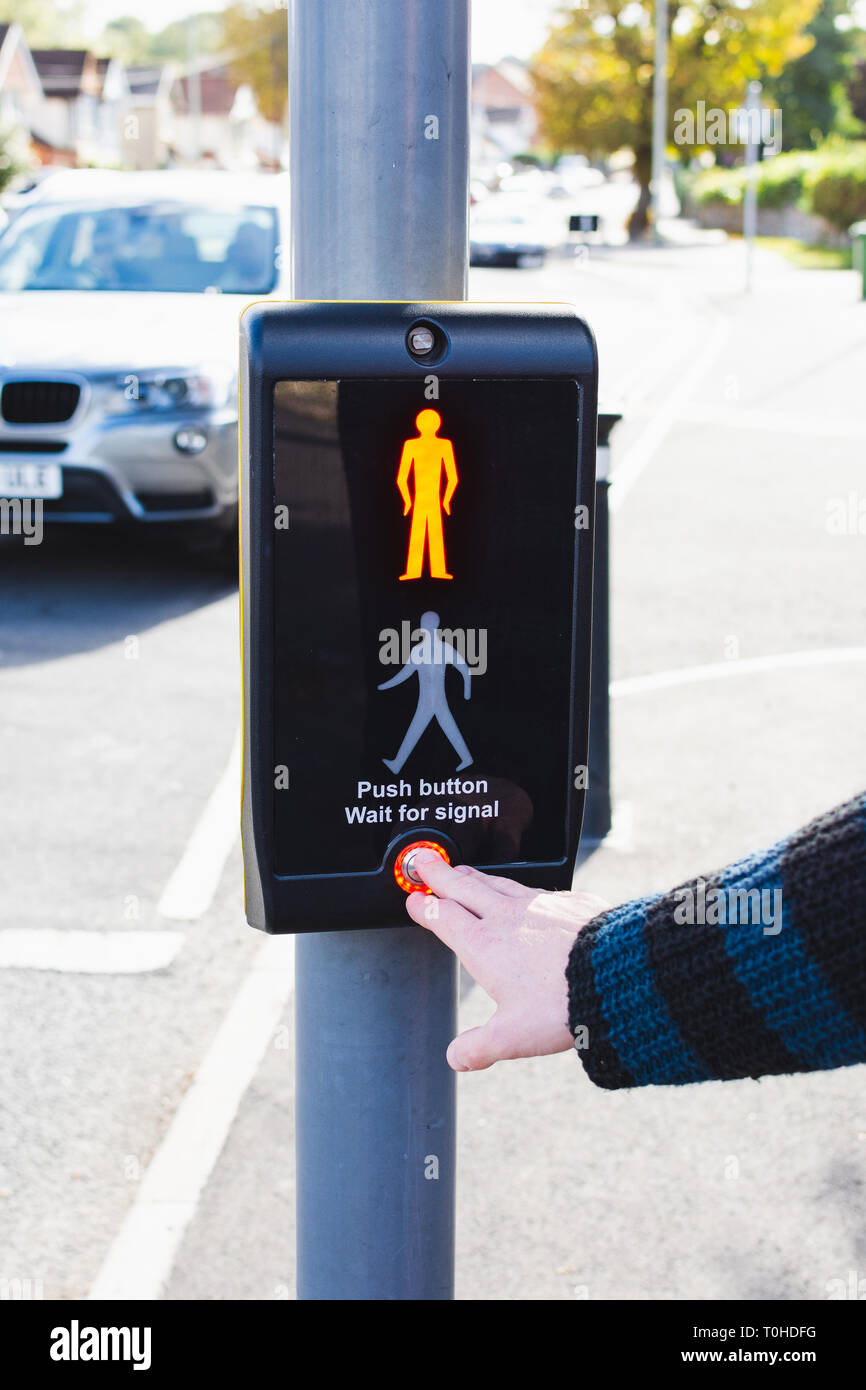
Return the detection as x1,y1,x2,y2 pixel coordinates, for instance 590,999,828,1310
394,840,451,894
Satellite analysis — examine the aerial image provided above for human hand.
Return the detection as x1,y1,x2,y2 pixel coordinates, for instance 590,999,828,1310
405,854,610,1071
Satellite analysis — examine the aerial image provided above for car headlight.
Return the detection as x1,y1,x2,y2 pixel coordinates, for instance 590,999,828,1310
110,367,233,413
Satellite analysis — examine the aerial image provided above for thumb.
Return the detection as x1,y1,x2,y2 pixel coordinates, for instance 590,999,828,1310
446,1014,509,1072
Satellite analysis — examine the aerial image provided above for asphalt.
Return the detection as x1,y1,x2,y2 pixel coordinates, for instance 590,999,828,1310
1,231,864,1301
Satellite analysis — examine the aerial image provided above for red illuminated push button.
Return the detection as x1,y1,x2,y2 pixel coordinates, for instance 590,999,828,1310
394,840,450,893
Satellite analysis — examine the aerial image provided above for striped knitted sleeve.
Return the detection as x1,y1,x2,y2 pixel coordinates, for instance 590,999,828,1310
566,792,866,1089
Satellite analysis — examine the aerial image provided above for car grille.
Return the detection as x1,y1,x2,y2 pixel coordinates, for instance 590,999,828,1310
135,488,216,513
1,380,81,425
40,467,125,520
0,440,68,453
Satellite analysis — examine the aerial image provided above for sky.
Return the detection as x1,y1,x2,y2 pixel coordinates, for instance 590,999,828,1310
79,0,565,61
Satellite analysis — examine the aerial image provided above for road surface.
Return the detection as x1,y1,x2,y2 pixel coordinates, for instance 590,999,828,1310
1,234,864,1300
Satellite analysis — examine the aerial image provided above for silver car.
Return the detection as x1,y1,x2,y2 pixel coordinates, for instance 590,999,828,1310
0,169,289,538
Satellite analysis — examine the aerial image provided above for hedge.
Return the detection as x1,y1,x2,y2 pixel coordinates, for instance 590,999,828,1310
804,146,866,231
690,144,866,230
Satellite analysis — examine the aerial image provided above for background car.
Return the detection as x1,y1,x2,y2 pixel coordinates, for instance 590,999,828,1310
469,196,571,267
0,168,289,550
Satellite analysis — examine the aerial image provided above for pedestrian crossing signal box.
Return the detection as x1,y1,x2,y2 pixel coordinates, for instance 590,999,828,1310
240,301,597,932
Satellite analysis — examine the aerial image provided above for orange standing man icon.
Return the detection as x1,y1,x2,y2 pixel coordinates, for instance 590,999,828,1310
396,409,458,580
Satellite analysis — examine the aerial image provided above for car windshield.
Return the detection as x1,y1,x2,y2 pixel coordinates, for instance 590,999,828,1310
0,201,279,293
473,210,535,227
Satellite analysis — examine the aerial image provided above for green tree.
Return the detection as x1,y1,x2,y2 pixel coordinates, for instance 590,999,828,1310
0,126,24,193
531,0,821,238
767,0,860,148
96,13,224,66
99,17,153,64
851,58,866,130
0,0,85,46
221,3,288,124
149,13,225,65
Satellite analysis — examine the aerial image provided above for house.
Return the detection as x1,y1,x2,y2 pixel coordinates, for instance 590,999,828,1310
30,49,104,164
170,61,283,171
0,23,56,165
95,57,132,166
30,48,133,168
124,65,176,170
471,58,538,165
1,35,283,176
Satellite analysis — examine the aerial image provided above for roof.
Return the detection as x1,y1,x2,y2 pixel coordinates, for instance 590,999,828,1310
31,48,100,99
473,63,534,110
172,65,239,117
126,65,166,98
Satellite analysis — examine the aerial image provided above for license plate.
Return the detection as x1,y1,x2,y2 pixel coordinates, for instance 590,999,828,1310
0,462,63,499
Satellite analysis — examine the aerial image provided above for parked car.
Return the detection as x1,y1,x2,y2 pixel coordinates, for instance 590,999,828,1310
553,155,606,192
469,197,570,268
0,169,289,544
0,166,66,223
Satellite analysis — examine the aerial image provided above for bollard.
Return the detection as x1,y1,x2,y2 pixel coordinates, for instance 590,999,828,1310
850,221,866,301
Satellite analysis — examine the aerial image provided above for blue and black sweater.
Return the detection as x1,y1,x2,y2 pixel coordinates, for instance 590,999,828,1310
566,793,866,1088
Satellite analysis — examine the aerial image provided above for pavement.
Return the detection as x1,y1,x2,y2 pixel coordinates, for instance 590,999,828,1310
1,230,864,1301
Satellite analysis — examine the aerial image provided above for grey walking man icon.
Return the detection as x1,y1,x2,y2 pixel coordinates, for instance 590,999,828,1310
378,611,473,773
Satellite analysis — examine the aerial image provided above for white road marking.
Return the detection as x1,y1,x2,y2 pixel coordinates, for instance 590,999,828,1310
157,728,241,921
611,646,866,699
608,310,731,514
88,933,294,1301
0,929,184,974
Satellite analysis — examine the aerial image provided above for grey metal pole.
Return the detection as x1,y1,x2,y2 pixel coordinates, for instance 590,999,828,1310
289,0,469,1300
743,80,762,294
651,0,668,243
290,0,469,301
